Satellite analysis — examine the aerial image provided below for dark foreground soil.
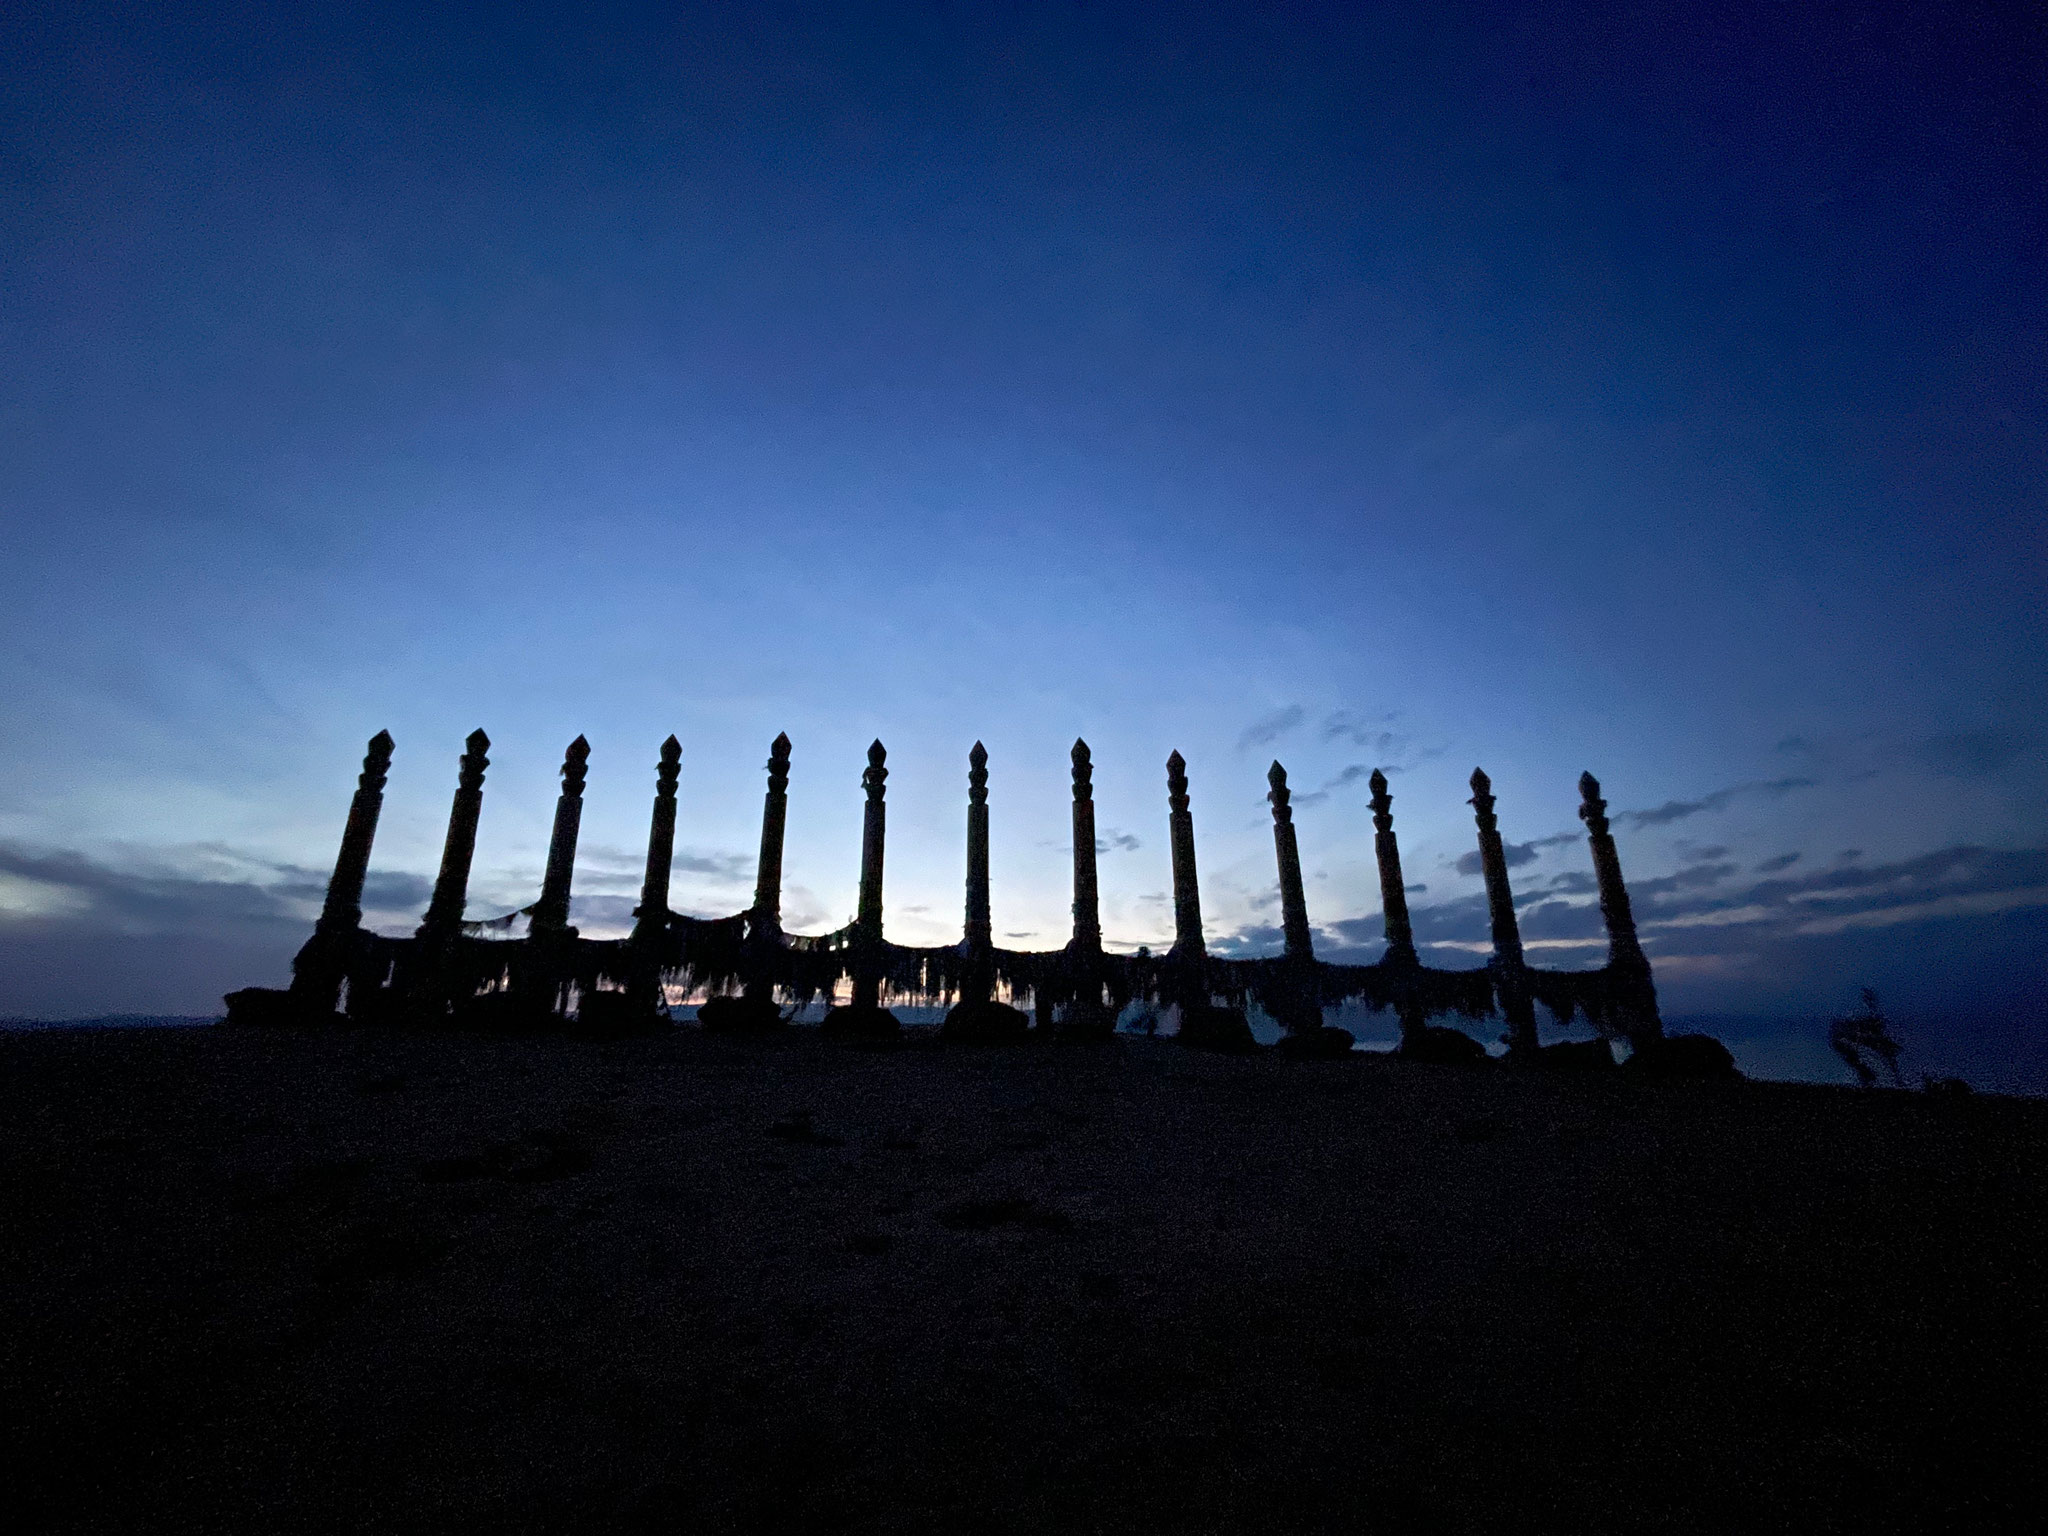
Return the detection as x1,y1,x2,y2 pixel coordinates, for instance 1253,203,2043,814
3,1026,2044,1534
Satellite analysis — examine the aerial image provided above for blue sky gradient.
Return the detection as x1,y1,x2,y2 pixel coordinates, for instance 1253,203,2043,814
3,3,2043,1086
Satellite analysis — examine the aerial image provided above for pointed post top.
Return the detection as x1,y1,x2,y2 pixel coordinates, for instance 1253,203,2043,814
1368,767,1394,831
1469,766,1491,796
1578,771,1610,835
1071,737,1090,765
1167,749,1186,775
367,729,395,759
1369,767,1389,799
863,738,888,798
1071,738,1094,796
1267,760,1288,791
868,738,887,766
967,740,988,804
1267,760,1293,824
465,728,490,755
771,731,791,759
560,735,590,795
659,734,681,763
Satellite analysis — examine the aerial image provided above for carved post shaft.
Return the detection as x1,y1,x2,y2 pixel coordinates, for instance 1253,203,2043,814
752,733,791,933
1166,751,1204,960
853,740,888,1008
293,730,395,1009
1579,772,1662,1046
530,736,590,935
1069,740,1102,953
1469,767,1537,1056
963,743,993,1006
1368,770,1417,965
1267,762,1314,961
418,730,491,938
633,736,682,941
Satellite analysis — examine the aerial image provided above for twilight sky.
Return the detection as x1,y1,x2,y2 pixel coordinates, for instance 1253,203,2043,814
3,2,2043,1087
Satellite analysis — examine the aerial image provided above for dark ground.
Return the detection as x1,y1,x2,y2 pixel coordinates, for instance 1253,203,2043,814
2,1025,2043,1534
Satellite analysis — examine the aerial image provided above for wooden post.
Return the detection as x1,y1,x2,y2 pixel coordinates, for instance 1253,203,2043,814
1166,751,1205,961
964,741,992,959
1369,768,1426,1048
417,730,491,939
631,736,682,943
853,739,888,1009
1265,760,1329,1043
1163,751,1252,1051
1368,769,1418,966
1069,739,1102,953
705,733,795,1032
1267,761,1313,961
530,736,589,936
1469,767,1538,1058
290,730,394,1010
1579,771,1664,1048
752,732,792,936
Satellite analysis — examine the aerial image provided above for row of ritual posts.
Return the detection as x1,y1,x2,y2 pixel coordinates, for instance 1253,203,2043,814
241,730,1662,1054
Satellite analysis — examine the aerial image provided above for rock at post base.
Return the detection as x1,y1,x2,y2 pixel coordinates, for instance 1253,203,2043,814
819,1002,902,1042
1397,1025,1490,1066
1177,1004,1258,1053
1055,1002,1118,1042
1625,1033,1739,1079
1272,1024,1357,1059
574,990,666,1038
1537,1038,1617,1071
940,999,1031,1044
697,994,789,1034
222,988,343,1029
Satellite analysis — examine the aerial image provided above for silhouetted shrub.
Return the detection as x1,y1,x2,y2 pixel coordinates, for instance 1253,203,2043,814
1830,988,1906,1088
1924,1075,1974,1100
1626,1033,1738,1079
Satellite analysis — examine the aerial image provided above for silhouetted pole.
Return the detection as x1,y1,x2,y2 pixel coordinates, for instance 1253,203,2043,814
1469,767,1538,1058
1578,771,1664,1049
291,729,394,1010
1369,768,1425,1048
853,739,888,1009
964,742,992,951
1369,770,1417,966
1166,751,1205,961
418,730,491,940
1267,762,1313,961
1267,760,1323,1037
962,742,994,1005
1069,739,1102,953
752,733,792,936
633,736,682,941
530,736,590,936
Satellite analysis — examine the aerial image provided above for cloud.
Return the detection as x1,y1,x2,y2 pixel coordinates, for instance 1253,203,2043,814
1097,829,1141,853
1453,830,1581,876
1293,764,1373,808
1915,729,2026,778
1755,853,1802,873
1237,706,1304,751
1617,776,1818,828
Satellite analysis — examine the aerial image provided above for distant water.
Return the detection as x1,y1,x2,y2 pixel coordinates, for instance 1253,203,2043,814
1,1015,219,1031
7,1007,2030,1095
